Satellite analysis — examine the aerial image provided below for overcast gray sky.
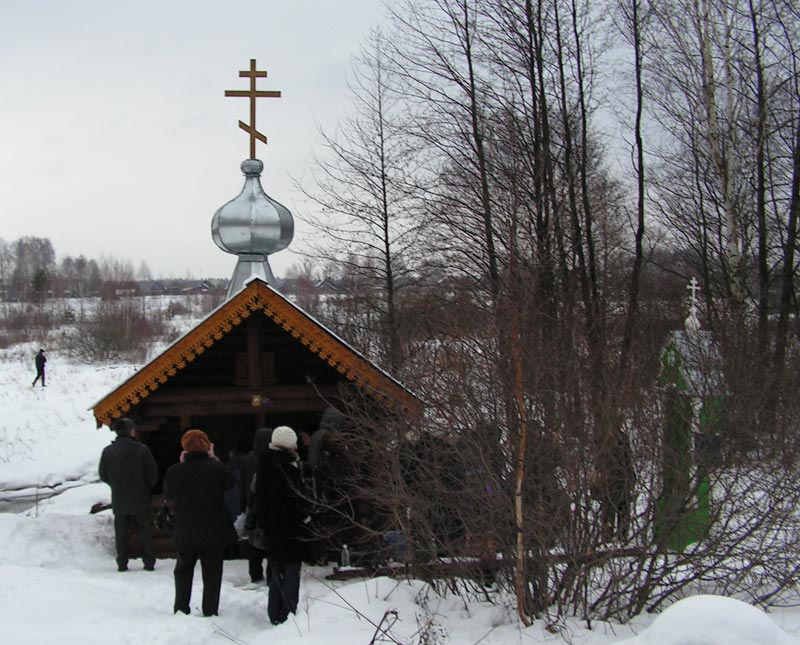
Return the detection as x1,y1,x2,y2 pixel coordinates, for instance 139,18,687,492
0,0,387,279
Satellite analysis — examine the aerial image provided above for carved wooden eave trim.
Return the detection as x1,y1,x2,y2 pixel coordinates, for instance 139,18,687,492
92,279,421,427
252,280,422,417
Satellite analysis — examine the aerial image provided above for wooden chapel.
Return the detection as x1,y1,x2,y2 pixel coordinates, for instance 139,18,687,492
91,276,421,483
90,60,421,556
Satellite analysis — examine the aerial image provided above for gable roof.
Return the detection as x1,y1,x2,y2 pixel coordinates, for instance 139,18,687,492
92,278,422,427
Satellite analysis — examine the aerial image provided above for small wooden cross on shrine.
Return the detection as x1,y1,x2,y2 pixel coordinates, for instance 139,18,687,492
225,59,282,159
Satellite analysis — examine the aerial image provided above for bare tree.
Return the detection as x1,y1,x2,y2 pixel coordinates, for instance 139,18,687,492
285,258,322,316
615,0,651,372
0,239,15,301
297,0,800,627
769,0,800,395
10,236,55,302
645,0,800,436
298,28,425,374
136,260,152,282
98,255,135,283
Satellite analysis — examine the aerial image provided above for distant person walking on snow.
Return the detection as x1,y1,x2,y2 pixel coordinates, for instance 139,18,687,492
164,429,238,617
31,349,46,387
99,417,159,572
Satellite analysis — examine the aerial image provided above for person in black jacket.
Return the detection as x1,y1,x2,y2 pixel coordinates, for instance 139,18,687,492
98,417,159,572
32,349,46,387
163,429,238,617
240,427,272,584
255,425,310,625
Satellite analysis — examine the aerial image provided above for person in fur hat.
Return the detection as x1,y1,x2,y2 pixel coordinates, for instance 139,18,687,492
255,425,310,625
163,429,238,616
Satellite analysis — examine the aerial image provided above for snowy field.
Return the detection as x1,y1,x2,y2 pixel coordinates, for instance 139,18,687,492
1,346,799,644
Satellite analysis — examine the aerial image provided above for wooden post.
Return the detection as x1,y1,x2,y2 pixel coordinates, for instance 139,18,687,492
247,316,265,427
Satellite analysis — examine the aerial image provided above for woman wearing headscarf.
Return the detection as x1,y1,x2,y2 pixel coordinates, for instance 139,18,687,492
164,429,237,617
255,425,310,625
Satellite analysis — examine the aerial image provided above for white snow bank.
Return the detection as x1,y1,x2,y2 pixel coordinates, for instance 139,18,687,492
0,509,114,568
24,481,110,515
618,594,800,645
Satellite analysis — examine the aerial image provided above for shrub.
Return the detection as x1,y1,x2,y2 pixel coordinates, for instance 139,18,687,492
166,300,190,317
68,299,167,362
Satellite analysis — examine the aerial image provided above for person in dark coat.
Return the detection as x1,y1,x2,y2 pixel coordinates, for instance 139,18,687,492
255,425,310,625
313,430,359,562
163,429,238,617
240,427,272,584
32,349,46,387
223,443,247,523
98,417,158,572
592,429,636,541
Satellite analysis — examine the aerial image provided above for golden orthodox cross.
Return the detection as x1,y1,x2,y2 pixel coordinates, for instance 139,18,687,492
225,59,282,159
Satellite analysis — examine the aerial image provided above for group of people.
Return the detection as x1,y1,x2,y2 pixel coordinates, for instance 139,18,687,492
99,419,310,622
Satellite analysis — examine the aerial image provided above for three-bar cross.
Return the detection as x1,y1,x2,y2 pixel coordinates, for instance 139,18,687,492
225,59,281,159
687,276,700,310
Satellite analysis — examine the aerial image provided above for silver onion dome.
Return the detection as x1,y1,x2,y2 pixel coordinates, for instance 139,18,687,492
212,159,294,298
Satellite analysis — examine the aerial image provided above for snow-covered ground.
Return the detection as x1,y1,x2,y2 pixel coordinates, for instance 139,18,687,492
0,342,138,500
1,346,799,644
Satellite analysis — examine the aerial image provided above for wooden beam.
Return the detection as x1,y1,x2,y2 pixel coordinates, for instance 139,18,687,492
145,385,337,403
142,398,330,417
247,315,264,388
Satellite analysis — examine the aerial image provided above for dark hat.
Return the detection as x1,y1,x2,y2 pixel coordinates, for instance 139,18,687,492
111,418,135,435
252,427,273,454
181,429,211,453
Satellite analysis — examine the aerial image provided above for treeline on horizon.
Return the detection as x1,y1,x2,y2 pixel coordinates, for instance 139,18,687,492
0,236,232,302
